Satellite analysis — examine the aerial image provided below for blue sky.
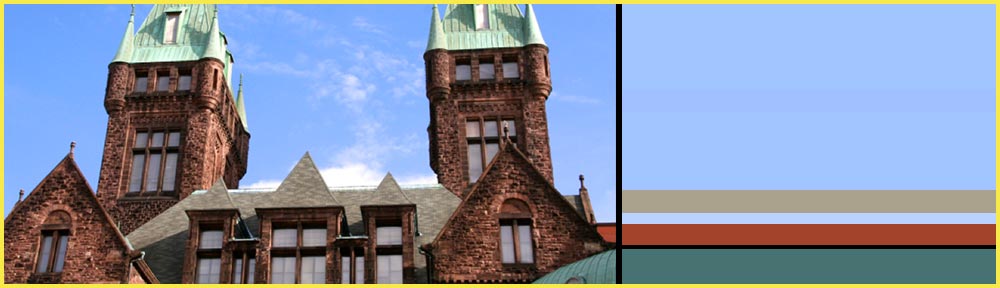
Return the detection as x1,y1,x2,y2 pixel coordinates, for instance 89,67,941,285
624,5,995,189
4,5,617,222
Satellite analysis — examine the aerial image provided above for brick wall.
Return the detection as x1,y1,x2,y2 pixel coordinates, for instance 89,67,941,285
428,146,608,283
425,46,554,198
4,157,133,284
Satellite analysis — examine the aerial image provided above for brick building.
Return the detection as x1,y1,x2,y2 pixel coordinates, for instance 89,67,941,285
4,4,611,284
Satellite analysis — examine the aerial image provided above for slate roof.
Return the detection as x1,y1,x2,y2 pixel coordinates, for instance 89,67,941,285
125,153,461,283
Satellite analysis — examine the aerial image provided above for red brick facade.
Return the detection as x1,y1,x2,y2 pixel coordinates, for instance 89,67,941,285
425,45,554,198
425,144,609,283
97,59,249,234
3,154,156,284
5,4,610,284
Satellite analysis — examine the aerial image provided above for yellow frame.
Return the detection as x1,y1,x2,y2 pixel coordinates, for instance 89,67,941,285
0,1,995,287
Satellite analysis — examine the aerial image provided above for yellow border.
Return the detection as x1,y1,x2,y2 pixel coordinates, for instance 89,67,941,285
0,0,996,4
1,2,997,287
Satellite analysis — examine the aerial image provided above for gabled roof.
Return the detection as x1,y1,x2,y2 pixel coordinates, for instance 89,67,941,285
114,4,229,64
126,152,461,283
367,173,415,206
257,152,339,208
430,4,546,51
431,140,600,247
4,151,158,283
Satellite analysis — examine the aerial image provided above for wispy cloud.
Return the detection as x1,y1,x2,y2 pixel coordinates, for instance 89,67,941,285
551,91,601,105
233,6,435,189
352,16,386,35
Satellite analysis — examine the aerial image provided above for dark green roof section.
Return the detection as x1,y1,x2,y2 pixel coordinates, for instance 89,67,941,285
113,4,230,64
433,4,546,51
533,249,617,284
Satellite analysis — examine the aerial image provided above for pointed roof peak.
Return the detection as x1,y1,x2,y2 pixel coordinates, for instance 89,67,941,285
426,5,447,51
268,152,339,207
199,178,237,210
111,6,136,63
202,5,225,63
523,4,546,46
372,172,414,205
236,74,248,129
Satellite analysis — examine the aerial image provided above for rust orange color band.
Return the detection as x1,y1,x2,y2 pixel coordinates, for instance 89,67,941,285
622,224,996,245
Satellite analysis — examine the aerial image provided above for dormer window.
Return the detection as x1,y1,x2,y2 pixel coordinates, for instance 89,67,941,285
164,12,181,44
474,4,490,30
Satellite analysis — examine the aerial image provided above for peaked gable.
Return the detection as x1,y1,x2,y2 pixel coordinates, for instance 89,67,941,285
257,152,339,208
427,143,608,283
4,154,154,283
370,172,415,206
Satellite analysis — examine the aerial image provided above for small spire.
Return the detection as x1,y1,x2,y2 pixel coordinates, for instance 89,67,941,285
236,74,248,129
202,5,225,62
70,141,77,157
426,5,447,51
579,174,586,190
523,4,546,46
18,189,24,203
111,5,136,63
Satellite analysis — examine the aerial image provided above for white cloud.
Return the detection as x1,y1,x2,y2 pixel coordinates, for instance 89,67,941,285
551,91,601,105
352,16,386,34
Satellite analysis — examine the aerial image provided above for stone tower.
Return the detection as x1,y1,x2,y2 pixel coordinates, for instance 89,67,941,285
425,4,553,197
97,4,250,234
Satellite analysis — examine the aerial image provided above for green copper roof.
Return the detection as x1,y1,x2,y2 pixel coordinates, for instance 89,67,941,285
431,4,546,51
235,74,248,129
533,249,617,284
426,5,447,51
113,4,230,64
111,6,135,63
523,4,546,46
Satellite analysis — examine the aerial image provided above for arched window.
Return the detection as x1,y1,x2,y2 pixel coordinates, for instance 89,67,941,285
36,211,71,273
498,199,533,264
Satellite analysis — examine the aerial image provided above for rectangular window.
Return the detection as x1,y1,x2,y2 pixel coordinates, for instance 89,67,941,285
164,12,181,44
36,231,69,273
479,62,495,80
199,230,223,249
196,258,221,284
178,74,192,91
232,255,256,284
129,130,181,196
157,74,170,91
500,220,534,264
474,4,490,30
340,248,365,284
272,229,297,247
376,226,402,246
302,228,326,247
376,255,403,284
502,62,520,78
467,118,516,183
134,75,148,92
300,256,326,284
271,257,295,284
456,64,472,81
269,223,327,283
